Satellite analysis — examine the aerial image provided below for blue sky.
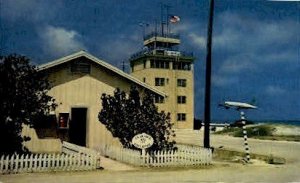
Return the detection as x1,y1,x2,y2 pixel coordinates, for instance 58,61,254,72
1,0,299,121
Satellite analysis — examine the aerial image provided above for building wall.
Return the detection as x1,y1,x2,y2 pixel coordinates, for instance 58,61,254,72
25,59,160,151
46,61,141,149
130,59,194,129
22,124,62,153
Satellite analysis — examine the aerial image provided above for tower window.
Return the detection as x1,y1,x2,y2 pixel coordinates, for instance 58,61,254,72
154,95,164,103
155,78,165,86
177,79,187,87
150,60,170,69
143,78,146,82
177,113,186,121
177,96,186,104
173,62,191,70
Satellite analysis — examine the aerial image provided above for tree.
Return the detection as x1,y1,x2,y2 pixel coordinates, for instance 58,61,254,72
0,54,56,154
98,86,176,151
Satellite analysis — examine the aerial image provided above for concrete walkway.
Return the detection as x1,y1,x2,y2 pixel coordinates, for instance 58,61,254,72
99,155,137,171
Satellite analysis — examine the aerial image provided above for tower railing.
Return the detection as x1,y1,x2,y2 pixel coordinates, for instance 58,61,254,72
129,49,193,61
144,31,180,40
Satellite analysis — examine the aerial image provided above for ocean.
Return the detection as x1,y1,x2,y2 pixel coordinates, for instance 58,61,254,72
212,120,300,126
254,120,300,126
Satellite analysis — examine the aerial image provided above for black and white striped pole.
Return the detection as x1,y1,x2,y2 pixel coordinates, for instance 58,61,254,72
219,101,257,163
240,111,250,162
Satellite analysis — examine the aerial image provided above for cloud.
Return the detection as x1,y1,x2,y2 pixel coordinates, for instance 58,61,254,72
212,74,239,87
214,12,299,55
1,0,38,21
96,33,140,66
219,53,257,74
265,85,286,95
39,26,86,57
209,12,299,87
0,0,60,22
188,33,206,50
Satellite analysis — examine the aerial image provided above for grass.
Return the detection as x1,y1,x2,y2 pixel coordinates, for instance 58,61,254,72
252,135,300,142
213,148,285,164
214,125,300,142
233,125,274,137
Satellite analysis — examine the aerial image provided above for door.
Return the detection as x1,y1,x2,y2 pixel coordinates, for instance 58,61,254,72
69,108,87,146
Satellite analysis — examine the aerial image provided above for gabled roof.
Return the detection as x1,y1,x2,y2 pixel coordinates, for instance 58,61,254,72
38,51,166,97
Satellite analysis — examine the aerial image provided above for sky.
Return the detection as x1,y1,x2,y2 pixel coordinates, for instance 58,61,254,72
1,0,299,122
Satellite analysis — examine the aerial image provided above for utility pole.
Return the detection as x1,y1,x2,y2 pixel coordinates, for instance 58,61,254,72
203,0,215,148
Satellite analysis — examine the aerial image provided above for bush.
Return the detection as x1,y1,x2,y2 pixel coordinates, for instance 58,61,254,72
0,54,56,154
233,125,274,137
98,86,176,151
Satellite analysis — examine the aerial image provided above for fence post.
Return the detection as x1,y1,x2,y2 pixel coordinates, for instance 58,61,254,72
14,154,19,174
42,154,47,172
0,155,4,174
19,154,24,173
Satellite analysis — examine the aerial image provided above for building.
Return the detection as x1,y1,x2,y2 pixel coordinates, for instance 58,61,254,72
129,31,195,129
23,51,166,152
23,28,196,152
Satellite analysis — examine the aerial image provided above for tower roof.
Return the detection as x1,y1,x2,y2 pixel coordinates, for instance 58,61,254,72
143,32,180,46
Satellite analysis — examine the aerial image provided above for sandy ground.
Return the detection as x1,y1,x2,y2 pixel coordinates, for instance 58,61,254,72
1,131,300,182
273,125,300,136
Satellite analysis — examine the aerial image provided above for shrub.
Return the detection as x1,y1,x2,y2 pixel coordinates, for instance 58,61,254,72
233,125,274,137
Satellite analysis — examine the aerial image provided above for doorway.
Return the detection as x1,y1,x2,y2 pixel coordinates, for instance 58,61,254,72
69,108,87,146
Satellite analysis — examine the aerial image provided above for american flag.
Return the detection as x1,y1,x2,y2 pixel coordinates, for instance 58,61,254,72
170,15,180,23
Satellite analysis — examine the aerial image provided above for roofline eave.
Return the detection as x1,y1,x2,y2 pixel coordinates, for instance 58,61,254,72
37,51,167,97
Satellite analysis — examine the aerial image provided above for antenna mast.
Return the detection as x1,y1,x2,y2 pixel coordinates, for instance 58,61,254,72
160,4,170,37
161,4,164,36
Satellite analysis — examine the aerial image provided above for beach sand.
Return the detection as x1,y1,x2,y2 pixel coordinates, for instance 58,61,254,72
273,124,300,136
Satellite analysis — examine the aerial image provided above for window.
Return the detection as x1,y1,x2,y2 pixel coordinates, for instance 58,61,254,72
155,78,165,86
154,95,164,103
177,96,186,104
177,79,187,87
150,60,154,68
173,62,191,70
143,60,146,68
150,60,170,69
71,61,91,74
177,113,186,121
143,78,146,82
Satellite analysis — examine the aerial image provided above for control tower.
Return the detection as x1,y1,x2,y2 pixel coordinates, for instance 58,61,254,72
129,28,195,129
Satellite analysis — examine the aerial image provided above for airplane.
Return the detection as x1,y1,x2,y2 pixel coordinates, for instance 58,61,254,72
219,101,257,110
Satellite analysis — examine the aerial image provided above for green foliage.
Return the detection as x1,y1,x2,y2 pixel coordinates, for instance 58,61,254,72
233,125,274,137
214,127,238,135
98,86,175,151
0,54,56,154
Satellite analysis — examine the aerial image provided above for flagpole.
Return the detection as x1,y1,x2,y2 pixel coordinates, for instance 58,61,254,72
203,0,215,148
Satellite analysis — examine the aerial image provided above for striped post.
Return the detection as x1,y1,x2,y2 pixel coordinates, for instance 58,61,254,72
240,111,250,162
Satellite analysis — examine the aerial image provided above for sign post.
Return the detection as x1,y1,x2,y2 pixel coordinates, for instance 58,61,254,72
132,133,154,157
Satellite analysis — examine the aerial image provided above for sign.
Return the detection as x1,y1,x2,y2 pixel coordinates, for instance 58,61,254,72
132,133,154,149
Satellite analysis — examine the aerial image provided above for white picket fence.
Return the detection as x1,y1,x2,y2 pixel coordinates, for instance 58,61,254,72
98,144,212,167
0,153,98,174
0,141,101,174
